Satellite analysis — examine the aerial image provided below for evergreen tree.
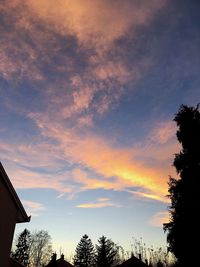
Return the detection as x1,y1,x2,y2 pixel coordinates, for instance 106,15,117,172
13,228,31,266
164,104,200,266
95,236,120,267
74,234,95,267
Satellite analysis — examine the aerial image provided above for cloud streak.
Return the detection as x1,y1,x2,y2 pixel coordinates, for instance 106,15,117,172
76,203,119,209
76,198,120,209
1,116,178,203
22,200,46,217
0,0,174,205
149,211,169,227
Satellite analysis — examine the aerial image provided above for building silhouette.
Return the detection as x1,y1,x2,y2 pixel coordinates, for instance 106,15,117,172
0,162,30,267
116,255,148,267
45,253,74,267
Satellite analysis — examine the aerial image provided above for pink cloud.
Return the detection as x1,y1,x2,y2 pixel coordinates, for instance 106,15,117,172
0,0,177,206
26,0,166,50
27,113,177,201
149,211,169,227
0,42,43,82
22,200,46,217
92,61,131,83
0,0,159,126
149,121,177,144
97,198,110,202
5,166,69,193
0,142,63,170
1,111,178,204
76,203,118,209
76,198,120,209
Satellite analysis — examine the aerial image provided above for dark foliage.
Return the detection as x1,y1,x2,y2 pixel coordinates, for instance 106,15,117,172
95,236,120,267
74,234,95,267
163,104,200,266
13,228,31,267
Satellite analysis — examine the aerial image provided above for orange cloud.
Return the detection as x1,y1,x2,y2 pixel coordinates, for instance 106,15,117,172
63,134,172,198
1,109,178,203
1,0,159,122
149,211,169,227
76,200,120,209
97,198,110,202
76,203,114,208
26,0,166,50
133,191,169,203
27,113,178,202
71,168,121,192
0,0,176,206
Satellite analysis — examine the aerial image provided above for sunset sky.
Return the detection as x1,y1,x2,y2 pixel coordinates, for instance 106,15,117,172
0,0,200,259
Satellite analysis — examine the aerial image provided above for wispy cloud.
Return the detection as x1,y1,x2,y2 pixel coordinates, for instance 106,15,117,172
22,200,46,217
1,115,178,203
133,191,169,203
0,0,174,205
25,0,166,50
149,121,177,145
0,0,166,121
149,211,169,227
76,198,120,209
31,116,168,195
97,198,110,202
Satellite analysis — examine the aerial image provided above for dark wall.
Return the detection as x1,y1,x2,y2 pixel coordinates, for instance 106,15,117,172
0,177,18,267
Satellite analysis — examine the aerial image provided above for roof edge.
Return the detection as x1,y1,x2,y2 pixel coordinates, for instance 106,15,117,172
0,162,31,223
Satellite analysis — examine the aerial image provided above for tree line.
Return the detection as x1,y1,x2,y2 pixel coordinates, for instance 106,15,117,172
12,104,200,267
12,230,175,267
12,229,52,267
12,231,121,267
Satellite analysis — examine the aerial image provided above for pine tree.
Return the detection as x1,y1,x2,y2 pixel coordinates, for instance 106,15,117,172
164,104,200,266
13,228,31,266
95,236,120,267
74,234,95,267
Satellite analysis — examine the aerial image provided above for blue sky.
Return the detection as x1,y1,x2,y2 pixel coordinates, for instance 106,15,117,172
0,0,200,259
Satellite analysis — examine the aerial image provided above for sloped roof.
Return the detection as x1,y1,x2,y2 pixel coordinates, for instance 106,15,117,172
0,162,30,223
54,258,74,267
117,256,148,267
45,255,74,267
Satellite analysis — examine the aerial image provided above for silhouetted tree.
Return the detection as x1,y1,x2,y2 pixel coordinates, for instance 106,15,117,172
131,237,174,267
29,230,52,267
74,234,95,267
13,229,31,266
131,237,147,262
95,235,120,267
164,104,200,266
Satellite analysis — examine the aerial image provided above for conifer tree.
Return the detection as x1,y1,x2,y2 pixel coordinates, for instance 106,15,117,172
13,228,31,266
164,104,200,266
74,234,95,267
95,236,120,267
